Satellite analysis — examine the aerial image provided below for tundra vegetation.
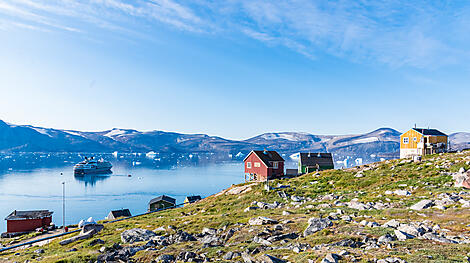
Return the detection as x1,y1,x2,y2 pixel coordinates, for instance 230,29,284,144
1,152,470,263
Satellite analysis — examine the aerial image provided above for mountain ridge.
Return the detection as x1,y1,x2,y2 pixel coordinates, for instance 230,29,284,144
1,120,469,165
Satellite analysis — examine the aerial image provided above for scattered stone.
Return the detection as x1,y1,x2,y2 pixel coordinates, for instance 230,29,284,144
257,254,286,263
249,217,278,226
303,217,332,237
394,230,414,241
321,253,341,263
410,199,434,210
383,219,400,228
121,228,157,244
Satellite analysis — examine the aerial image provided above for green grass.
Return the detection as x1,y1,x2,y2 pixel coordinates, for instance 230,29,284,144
2,152,470,263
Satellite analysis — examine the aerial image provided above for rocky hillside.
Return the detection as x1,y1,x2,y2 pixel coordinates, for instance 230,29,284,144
2,151,470,262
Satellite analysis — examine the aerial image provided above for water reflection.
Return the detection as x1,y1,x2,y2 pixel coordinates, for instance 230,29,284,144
73,174,111,186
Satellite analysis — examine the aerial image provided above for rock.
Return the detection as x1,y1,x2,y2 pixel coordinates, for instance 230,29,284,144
347,199,371,210
244,207,259,212
34,249,44,254
410,199,434,210
377,257,407,263
241,252,256,263
253,236,272,246
157,254,175,263
89,238,105,247
397,224,423,237
121,228,157,244
383,219,400,228
394,230,414,241
303,217,332,237
394,190,411,196
291,196,304,202
225,184,253,195
257,254,286,263
200,234,222,247
60,224,104,245
223,251,234,260
267,232,298,242
378,233,396,243
202,227,217,235
420,232,457,244
321,253,341,263
172,231,197,243
282,211,291,216
329,239,362,248
99,246,106,253
248,216,278,226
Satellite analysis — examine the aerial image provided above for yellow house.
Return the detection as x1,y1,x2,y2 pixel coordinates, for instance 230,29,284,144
400,128,448,159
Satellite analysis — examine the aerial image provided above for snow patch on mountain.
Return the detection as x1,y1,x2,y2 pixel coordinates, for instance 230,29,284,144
29,127,52,137
260,132,309,141
104,129,135,138
352,137,379,144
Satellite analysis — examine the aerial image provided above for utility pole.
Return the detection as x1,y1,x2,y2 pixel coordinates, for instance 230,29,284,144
62,181,66,232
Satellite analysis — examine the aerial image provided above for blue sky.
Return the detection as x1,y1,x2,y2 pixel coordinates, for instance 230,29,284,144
0,0,469,139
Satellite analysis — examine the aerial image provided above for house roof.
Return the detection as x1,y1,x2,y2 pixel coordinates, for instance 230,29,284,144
185,195,202,202
148,195,176,205
5,210,53,221
108,209,131,218
299,152,334,167
412,128,447,136
244,150,285,167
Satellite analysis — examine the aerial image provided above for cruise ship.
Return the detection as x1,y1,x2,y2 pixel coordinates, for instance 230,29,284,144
73,157,112,175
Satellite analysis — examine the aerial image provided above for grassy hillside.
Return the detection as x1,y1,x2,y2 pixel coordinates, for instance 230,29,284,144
2,152,470,263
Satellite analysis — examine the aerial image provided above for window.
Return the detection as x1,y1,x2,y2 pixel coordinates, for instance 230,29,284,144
254,162,261,168
246,162,251,169
272,162,278,169
403,137,409,144
413,137,417,142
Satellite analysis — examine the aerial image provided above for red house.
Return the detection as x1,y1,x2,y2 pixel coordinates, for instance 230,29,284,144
244,150,285,181
5,210,53,234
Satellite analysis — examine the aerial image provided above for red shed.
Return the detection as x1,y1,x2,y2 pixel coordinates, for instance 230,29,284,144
5,210,53,234
244,150,285,181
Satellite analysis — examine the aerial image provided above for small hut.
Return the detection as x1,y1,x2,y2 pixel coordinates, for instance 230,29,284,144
184,195,202,207
106,209,131,220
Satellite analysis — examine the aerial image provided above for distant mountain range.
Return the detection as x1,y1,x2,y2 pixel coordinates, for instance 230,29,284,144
1,119,469,166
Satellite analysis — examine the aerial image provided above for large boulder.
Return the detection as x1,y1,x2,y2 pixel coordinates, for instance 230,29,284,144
303,217,332,237
410,199,434,211
248,216,278,226
121,228,157,244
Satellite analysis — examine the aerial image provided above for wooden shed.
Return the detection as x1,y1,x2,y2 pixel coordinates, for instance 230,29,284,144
5,210,53,234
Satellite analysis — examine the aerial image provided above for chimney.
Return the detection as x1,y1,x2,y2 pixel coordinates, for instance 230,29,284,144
263,148,268,155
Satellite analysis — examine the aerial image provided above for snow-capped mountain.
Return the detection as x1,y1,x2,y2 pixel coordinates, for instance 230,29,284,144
1,120,469,165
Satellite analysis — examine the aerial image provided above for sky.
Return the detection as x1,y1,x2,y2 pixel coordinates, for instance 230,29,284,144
0,0,469,139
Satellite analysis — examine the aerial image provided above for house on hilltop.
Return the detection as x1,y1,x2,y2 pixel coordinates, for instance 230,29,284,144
298,152,334,174
400,128,448,159
148,195,176,212
4,210,53,235
244,150,284,181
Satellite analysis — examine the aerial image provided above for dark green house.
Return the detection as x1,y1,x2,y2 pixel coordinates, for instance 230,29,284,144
148,195,176,212
298,153,334,174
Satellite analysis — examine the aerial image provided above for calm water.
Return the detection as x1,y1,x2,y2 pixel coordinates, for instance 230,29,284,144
0,155,243,233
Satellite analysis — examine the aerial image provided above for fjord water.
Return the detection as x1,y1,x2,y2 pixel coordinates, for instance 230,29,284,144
0,153,243,233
